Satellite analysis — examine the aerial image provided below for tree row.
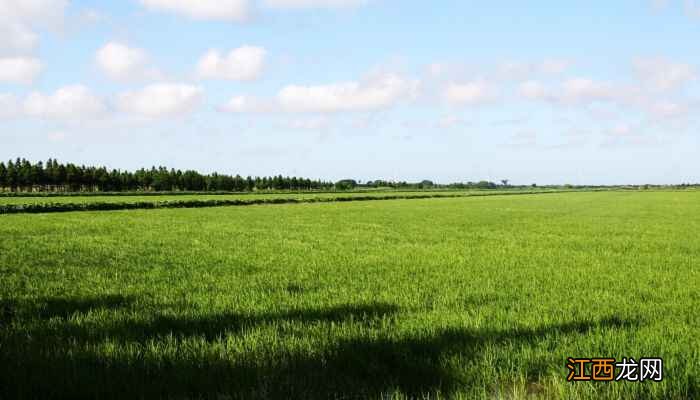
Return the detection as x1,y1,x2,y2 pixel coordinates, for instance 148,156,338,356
0,158,333,192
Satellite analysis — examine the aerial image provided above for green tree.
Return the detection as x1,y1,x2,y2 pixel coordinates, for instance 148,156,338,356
419,180,434,189
6,160,17,190
0,162,7,190
335,179,357,191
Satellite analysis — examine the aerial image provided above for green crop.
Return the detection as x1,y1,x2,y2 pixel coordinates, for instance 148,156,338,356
0,189,567,214
1,191,698,399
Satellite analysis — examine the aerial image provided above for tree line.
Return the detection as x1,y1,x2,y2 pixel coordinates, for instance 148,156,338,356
0,158,334,193
7,157,679,194
362,179,502,190
0,158,517,193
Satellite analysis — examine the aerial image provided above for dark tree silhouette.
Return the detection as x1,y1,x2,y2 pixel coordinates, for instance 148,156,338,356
0,158,333,193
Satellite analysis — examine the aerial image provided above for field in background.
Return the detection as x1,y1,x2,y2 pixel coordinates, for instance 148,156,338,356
0,188,560,206
0,190,473,205
0,189,575,215
1,192,698,399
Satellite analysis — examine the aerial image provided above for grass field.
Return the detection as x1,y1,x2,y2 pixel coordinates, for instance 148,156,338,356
1,191,698,399
0,189,553,206
0,191,425,205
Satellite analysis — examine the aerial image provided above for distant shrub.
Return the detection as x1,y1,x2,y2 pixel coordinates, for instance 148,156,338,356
334,180,358,191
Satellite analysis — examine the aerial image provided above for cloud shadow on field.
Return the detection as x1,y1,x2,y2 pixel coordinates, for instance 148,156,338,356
37,294,138,319
0,294,644,399
0,294,137,323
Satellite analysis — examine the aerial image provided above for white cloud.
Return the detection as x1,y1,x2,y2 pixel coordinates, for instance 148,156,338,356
0,93,20,118
138,0,249,22
647,100,689,120
0,23,38,54
0,57,42,83
116,83,203,117
429,59,571,84
220,95,275,113
0,0,67,54
0,0,67,24
196,46,266,81
263,0,367,9
24,85,106,120
277,73,419,113
518,80,549,100
497,62,532,80
96,42,161,81
519,78,621,105
221,73,419,114
444,80,496,105
559,78,615,104
609,123,633,137
426,63,449,79
633,57,697,91
518,74,695,125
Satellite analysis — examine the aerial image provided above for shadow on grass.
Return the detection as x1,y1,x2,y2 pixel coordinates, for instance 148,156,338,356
1,294,137,322
0,295,641,399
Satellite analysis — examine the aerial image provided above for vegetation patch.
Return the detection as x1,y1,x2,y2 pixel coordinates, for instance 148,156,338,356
1,192,698,399
0,189,574,214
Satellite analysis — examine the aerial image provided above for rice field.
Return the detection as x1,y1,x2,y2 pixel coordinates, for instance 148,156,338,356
0,189,552,206
0,191,698,399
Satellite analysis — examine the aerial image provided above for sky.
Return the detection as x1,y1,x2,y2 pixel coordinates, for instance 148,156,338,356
1,0,699,185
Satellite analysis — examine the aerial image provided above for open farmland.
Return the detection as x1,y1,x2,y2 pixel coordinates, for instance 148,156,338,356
0,189,556,206
0,191,698,399
0,191,453,205
0,189,568,215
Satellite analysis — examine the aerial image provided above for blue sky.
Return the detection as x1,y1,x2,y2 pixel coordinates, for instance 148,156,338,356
1,0,699,184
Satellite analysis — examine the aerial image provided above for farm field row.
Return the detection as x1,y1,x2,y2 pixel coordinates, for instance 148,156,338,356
0,189,565,205
0,191,482,205
1,191,698,399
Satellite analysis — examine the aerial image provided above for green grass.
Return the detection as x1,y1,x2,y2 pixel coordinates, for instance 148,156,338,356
0,189,553,205
0,191,398,205
1,192,698,399
0,189,570,215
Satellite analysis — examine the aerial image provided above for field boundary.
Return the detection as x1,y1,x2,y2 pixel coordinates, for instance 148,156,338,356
0,188,451,198
0,190,596,215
